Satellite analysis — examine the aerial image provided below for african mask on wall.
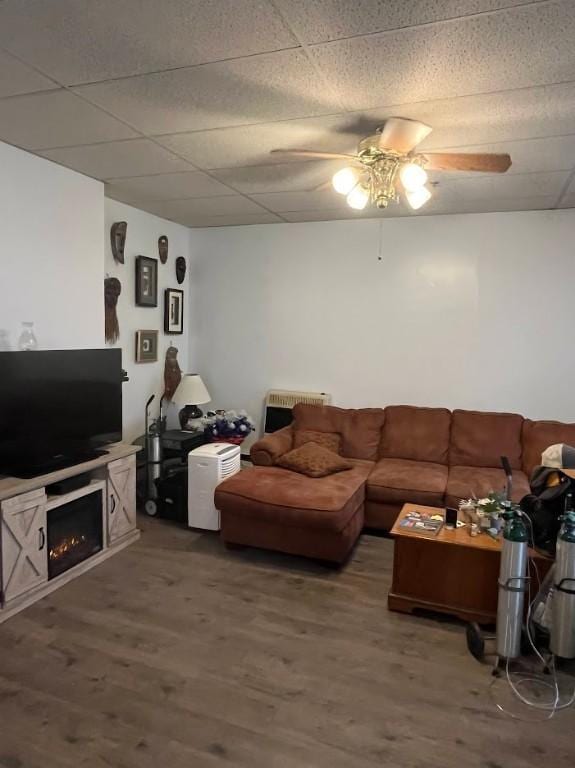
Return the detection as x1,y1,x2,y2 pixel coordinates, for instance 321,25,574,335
104,277,121,344
110,221,127,264
163,346,182,401
158,235,168,264
175,256,186,284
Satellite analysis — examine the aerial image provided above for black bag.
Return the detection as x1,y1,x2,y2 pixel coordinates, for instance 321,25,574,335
520,466,573,555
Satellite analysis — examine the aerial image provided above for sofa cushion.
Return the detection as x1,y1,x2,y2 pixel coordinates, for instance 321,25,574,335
445,465,530,508
522,419,575,476
276,442,352,478
380,405,451,464
449,409,524,469
293,428,341,454
292,403,385,461
214,463,372,532
366,458,448,507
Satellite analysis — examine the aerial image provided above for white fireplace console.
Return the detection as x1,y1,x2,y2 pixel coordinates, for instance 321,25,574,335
0,443,140,623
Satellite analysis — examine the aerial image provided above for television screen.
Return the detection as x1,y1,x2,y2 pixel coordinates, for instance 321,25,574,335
0,349,123,477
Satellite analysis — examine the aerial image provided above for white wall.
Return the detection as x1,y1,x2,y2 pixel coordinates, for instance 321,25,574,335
0,140,194,443
190,210,575,446
105,199,193,442
0,141,103,350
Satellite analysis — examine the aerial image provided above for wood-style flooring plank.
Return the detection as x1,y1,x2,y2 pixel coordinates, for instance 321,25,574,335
0,516,573,768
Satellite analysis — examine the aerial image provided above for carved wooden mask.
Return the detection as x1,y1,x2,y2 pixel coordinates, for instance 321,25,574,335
111,221,127,264
104,277,121,344
158,235,168,264
176,256,186,284
163,346,182,401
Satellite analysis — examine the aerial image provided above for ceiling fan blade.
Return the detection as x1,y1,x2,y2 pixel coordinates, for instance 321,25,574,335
270,148,357,161
377,117,432,153
421,152,512,173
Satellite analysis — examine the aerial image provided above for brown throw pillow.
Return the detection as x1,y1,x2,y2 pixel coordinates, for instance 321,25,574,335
293,429,342,454
276,442,352,478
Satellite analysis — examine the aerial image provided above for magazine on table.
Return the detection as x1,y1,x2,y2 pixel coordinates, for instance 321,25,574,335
399,511,443,535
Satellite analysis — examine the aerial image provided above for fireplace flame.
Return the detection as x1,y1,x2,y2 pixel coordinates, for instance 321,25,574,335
49,534,88,561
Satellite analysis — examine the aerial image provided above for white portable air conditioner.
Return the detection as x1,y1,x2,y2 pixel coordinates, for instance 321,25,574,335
188,443,241,530
264,389,332,435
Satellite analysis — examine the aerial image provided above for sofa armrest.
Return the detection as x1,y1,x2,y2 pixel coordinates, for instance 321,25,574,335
250,426,294,466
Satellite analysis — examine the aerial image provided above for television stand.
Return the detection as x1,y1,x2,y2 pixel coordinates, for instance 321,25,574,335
0,443,140,623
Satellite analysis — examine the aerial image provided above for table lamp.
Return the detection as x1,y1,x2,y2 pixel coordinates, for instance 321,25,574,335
173,374,211,429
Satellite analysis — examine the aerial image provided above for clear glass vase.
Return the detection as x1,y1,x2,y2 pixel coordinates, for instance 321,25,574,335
18,321,38,351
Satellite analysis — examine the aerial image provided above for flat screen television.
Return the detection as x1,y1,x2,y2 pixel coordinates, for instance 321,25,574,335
0,349,123,478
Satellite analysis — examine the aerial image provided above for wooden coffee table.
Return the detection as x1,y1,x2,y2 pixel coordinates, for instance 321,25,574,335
388,503,548,625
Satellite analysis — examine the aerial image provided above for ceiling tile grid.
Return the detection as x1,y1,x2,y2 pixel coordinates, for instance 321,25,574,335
0,0,572,226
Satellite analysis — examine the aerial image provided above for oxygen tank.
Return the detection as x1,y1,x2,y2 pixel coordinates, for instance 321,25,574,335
496,506,529,660
550,496,575,659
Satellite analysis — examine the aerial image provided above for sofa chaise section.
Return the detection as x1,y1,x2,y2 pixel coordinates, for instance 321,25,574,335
216,461,373,563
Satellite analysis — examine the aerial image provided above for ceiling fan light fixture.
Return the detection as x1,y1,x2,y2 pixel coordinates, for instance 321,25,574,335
332,167,359,195
405,185,431,210
399,162,428,191
346,184,370,210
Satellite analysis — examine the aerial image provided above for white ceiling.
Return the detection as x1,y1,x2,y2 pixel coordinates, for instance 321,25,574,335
1,0,574,227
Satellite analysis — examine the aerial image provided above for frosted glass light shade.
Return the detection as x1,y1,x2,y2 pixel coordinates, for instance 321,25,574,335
332,167,359,195
405,185,432,210
173,374,211,405
347,184,369,210
400,162,428,191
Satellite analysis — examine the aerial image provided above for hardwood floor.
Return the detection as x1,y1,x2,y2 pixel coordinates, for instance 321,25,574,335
0,515,573,767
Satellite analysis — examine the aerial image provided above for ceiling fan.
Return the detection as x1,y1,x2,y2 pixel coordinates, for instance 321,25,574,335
271,117,512,212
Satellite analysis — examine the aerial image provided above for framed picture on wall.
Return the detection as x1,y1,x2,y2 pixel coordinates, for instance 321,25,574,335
135,255,158,307
164,288,184,334
135,330,159,362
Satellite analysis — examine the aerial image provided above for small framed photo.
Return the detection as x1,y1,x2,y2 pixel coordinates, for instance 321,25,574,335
135,255,158,307
164,288,184,334
135,330,158,363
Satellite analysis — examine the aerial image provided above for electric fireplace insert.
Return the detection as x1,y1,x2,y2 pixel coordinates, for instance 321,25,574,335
47,490,104,580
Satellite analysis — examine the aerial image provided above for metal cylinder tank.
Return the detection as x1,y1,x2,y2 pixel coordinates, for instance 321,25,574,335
496,513,528,660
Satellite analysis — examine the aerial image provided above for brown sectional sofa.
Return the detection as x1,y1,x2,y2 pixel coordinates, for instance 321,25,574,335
215,403,575,564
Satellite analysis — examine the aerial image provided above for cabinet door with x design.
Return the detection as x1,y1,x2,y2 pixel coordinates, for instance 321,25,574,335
107,456,136,544
1,489,48,604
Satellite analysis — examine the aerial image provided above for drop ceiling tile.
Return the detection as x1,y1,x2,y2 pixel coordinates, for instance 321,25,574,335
157,116,362,169
0,49,57,98
39,139,193,180
105,171,235,201
0,90,137,149
126,195,269,222
419,195,557,216
309,1,575,111
437,171,568,201
75,49,339,135
188,213,283,227
560,172,575,198
282,0,536,43
0,0,296,84
212,160,349,194
249,188,352,212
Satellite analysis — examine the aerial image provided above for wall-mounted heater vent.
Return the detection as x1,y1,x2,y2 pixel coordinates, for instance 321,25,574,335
264,389,331,434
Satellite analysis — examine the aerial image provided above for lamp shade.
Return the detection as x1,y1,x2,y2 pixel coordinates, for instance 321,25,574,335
173,374,211,406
